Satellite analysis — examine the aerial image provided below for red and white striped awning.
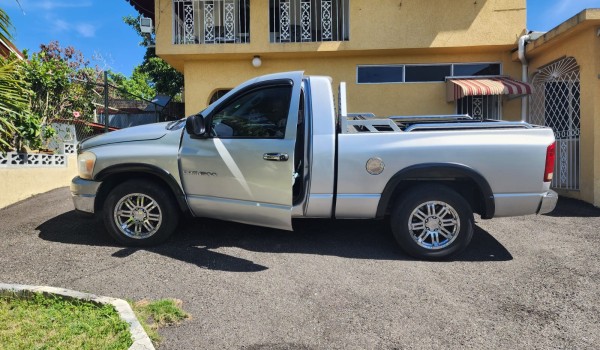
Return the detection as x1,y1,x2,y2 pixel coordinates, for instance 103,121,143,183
446,76,533,102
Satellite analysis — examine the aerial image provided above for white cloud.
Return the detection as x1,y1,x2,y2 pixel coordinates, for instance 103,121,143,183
8,0,93,11
75,23,96,38
41,1,93,10
52,18,70,32
542,0,600,27
43,14,97,38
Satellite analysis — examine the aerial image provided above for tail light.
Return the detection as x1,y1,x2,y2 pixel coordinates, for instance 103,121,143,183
544,142,556,182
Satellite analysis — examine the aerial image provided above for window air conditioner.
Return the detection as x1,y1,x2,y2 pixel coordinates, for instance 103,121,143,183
140,17,153,34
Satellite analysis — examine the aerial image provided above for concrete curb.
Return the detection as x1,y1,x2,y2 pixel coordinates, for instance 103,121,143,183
0,283,154,350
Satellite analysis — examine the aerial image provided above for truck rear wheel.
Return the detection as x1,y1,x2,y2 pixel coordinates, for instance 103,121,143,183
103,180,179,246
390,185,473,260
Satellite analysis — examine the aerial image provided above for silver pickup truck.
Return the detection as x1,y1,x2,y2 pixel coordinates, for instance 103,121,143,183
71,71,557,259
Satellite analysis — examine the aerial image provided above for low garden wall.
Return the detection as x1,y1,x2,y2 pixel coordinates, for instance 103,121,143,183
0,145,77,209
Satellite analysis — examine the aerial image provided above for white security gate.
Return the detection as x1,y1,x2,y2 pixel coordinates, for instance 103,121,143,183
529,57,580,190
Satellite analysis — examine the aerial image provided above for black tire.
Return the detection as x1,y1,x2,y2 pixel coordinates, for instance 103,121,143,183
103,179,179,246
390,184,474,260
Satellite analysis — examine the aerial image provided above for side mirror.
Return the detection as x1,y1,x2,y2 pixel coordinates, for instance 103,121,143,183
185,114,206,137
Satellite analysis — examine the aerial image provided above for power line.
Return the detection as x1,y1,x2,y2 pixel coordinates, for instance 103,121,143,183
15,0,26,15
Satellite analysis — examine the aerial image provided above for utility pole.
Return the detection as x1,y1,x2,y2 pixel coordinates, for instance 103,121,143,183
104,71,109,133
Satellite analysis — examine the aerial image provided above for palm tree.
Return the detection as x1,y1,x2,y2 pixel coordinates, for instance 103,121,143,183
0,6,28,151
0,6,13,44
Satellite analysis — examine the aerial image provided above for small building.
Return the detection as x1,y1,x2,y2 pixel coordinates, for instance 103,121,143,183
523,9,600,206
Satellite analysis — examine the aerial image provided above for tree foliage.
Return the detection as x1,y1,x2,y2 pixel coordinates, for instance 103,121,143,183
1,9,178,152
109,67,155,101
0,7,30,152
23,41,98,125
0,6,14,45
123,15,184,100
1,39,100,152
0,56,30,152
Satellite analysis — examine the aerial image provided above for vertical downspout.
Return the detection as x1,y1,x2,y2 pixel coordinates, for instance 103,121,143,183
518,34,531,122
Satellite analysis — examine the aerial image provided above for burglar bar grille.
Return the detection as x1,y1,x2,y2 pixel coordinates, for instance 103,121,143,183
456,95,500,120
270,0,349,43
173,0,250,44
529,57,581,190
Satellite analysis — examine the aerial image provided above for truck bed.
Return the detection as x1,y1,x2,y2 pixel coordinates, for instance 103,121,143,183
337,82,537,133
342,113,536,133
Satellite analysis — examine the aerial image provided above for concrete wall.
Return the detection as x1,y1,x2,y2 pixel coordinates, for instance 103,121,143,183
526,10,600,206
0,155,77,209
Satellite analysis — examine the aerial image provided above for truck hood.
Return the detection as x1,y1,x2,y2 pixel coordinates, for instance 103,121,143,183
80,122,179,149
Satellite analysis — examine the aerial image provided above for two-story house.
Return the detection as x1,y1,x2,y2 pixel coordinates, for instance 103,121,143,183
127,0,531,121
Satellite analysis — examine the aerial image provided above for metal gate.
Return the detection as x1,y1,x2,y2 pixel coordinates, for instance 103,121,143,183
529,57,581,190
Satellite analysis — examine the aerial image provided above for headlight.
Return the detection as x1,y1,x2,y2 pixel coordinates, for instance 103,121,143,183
78,151,96,180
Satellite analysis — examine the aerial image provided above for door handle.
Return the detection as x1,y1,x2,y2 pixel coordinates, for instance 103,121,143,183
263,153,289,161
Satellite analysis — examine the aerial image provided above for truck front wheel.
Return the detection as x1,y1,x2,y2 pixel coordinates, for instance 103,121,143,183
390,185,474,260
103,180,179,246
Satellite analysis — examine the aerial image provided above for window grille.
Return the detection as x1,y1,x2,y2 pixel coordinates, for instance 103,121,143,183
173,0,250,44
530,57,581,190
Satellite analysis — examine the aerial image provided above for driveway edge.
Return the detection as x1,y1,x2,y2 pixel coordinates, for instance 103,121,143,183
0,283,154,350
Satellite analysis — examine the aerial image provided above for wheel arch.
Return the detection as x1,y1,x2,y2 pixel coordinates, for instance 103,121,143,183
376,163,495,219
94,164,188,214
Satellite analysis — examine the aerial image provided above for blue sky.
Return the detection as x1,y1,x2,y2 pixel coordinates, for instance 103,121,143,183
3,0,145,75
3,0,600,77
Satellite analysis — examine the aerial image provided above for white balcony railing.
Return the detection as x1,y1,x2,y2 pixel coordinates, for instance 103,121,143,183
269,0,349,43
173,0,250,44
172,0,349,45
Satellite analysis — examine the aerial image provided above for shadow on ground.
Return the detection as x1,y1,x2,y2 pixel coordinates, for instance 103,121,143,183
545,196,600,218
37,211,512,271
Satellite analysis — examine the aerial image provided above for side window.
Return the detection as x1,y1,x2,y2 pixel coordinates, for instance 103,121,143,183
209,89,232,105
210,85,292,138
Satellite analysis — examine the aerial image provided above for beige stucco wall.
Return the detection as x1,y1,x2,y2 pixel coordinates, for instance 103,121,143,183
0,155,77,209
152,0,527,117
183,49,523,118
156,0,526,70
526,12,600,206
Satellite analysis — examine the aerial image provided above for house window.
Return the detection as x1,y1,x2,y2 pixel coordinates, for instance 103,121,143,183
405,65,451,82
269,0,350,43
453,63,501,76
173,0,250,44
209,89,232,104
357,65,404,84
356,62,502,84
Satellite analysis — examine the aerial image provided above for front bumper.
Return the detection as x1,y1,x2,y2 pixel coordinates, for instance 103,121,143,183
70,176,102,214
537,189,559,215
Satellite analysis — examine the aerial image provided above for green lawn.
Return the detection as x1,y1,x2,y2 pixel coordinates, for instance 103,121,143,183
0,293,132,350
0,292,190,349
131,298,190,343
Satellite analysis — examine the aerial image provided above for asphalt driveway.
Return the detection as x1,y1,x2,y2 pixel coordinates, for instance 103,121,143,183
0,187,598,349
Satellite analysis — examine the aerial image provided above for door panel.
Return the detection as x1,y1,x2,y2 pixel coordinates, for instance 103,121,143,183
179,80,301,230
